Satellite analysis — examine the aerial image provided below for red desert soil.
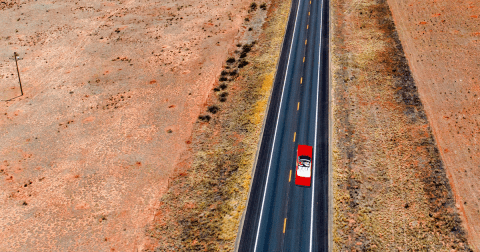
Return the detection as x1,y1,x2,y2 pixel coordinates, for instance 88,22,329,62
331,0,470,250
0,0,253,250
387,0,480,249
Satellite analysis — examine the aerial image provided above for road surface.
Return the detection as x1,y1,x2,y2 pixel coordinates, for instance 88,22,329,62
238,0,329,251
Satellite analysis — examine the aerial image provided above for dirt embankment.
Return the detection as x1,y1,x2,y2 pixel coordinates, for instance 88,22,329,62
144,0,291,250
0,0,253,250
331,0,471,250
387,1,480,250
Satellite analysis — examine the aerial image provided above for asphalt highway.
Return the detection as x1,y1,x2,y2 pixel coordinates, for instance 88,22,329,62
238,0,329,251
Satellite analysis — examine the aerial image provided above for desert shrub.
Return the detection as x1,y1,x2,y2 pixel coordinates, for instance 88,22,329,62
221,70,228,76
213,87,221,92
242,44,252,53
245,17,250,22
248,27,253,31
198,115,211,122
219,76,228,81
226,57,235,63
238,59,249,68
236,43,242,47
219,83,228,90
219,92,228,102
229,70,238,76
250,2,257,11
240,52,248,58
208,105,220,114
260,3,267,10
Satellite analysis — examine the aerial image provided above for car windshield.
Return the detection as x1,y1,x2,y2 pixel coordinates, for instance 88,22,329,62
298,156,311,168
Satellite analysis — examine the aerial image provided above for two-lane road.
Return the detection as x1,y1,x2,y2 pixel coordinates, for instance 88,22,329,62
238,0,329,251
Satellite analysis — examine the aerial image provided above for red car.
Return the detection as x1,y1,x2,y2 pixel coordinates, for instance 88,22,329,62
295,145,313,187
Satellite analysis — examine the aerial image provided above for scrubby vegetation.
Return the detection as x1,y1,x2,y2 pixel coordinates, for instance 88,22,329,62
146,0,292,250
331,0,471,250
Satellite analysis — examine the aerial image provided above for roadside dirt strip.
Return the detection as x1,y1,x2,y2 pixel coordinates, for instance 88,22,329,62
331,0,472,250
145,0,293,250
387,0,480,249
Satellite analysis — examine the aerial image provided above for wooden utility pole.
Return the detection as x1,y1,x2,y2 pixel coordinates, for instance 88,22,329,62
13,52,23,96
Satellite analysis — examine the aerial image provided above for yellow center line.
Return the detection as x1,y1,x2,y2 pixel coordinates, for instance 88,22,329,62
305,39,307,45
289,170,292,182
303,56,305,62
293,132,296,142
283,218,287,233
307,24,309,29
308,11,310,16
300,77,303,84
310,0,311,4
297,102,300,110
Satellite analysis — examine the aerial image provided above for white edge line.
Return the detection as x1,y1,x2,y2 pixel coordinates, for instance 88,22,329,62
253,0,303,250
310,0,324,251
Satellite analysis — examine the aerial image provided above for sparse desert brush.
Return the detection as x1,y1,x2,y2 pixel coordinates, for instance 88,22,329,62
219,92,228,98
238,59,249,68
226,57,235,63
245,17,250,22
331,0,471,250
198,115,211,122
250,2,257,11
229,69,238,76
150,0,293,250
208,105,219,114
260,3,267,10
219,76,228,81
242,44,252,53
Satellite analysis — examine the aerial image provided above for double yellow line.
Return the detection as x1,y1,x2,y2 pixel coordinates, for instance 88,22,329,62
284,0,312,238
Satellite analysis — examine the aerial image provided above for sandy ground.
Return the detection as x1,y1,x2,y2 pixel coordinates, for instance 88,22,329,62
143,0,291,250
0,0,252,250
387,0,480,249
331,0,470,250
